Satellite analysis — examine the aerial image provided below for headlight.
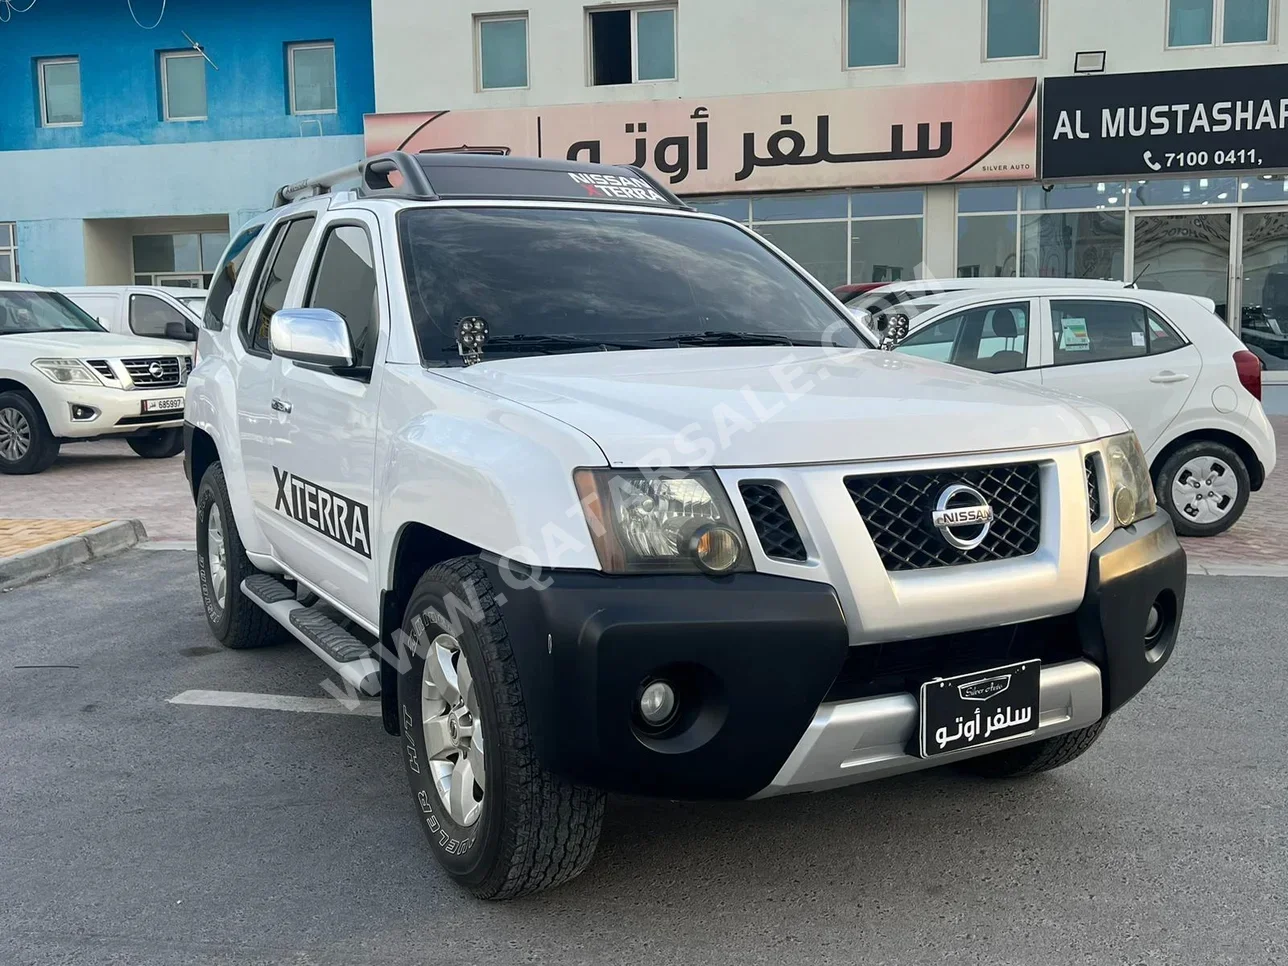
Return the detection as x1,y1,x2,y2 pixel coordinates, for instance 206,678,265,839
573,468,751,575
32,359,101,386
1104,432,1157,528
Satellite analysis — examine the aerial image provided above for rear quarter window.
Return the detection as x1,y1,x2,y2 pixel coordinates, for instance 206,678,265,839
203,225,264,332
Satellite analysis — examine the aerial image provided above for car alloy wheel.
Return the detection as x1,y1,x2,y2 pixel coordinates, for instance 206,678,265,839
421,632,487,827
1171,455,1239,526
0,406,31,463
206,504,229,610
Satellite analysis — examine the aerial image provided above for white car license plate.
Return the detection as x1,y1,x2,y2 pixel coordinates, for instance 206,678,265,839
143,397,184,414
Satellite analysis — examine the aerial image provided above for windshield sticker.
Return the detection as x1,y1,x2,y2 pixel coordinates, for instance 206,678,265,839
566,172,666,203
1059,317,1090,351
273,467,371,559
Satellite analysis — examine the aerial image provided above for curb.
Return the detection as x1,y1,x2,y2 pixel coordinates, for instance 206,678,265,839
1188,561,1288,577
0,520,148,591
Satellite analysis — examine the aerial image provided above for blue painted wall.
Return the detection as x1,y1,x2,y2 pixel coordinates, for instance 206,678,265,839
0,0,375,151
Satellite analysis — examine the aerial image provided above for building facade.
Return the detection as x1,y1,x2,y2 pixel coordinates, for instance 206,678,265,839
367,0,1288,370
0,0,375,287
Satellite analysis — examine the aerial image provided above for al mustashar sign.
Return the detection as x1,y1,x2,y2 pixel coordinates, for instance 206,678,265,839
365,78,1037,194
1042,64,1288,180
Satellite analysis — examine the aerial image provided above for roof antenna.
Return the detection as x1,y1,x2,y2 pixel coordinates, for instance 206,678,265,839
181,30,219,70
1129,262,1150,288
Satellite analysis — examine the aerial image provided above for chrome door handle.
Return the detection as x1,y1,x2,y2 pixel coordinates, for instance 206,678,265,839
271,397,293,414
1149,371,1190,384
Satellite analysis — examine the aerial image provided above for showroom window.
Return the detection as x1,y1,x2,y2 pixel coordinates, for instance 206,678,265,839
161,50,207,121
0,223,18,282
956,183,1127,281
477,14,529,90
133,231,230,288
984,0,1044,59
288,42,337,114
688,189,924,290
37,57,83,127
1168,0,1272,46
846,0,902,68
589,5,677,85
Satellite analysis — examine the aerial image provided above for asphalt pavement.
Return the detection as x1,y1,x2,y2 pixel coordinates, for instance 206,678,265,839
1,550,1285,966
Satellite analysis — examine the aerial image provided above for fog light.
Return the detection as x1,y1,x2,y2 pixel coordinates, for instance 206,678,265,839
689,524,742,573
1144,603,1162,641
70,405,97,422
638,681,676,726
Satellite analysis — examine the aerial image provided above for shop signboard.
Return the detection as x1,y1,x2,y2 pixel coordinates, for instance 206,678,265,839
365,78,1038,194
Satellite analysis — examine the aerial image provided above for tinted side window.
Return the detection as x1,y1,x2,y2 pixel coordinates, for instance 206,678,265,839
972,302,1028,373
204,225,262,332
1051,300,1148,366
244,217,315,355
897,314,963,363
1146,310,1184,354
129,294,188,338
307,225,378,369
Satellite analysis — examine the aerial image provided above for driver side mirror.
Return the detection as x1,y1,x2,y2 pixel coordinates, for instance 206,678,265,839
878,313,911,351
270,308,354,368
165,321,198,342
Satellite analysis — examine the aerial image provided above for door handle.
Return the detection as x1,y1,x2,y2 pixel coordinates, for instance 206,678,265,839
1150,371,1190,384
271,397,293,414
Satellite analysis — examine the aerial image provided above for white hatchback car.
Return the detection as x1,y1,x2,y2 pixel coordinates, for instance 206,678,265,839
883,286,1275,536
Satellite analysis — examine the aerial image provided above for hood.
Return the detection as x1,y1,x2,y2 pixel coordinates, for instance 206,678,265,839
0,330,190,360
435,347,1128,467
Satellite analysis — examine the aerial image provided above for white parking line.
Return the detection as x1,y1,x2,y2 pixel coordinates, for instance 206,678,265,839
167,689,381,716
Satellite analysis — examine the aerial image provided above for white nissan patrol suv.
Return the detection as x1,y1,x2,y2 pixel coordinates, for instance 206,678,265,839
184,152,1186,900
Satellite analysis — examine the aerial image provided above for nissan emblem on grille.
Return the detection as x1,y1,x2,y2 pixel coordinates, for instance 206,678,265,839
148,361,164,380
930,484,994,551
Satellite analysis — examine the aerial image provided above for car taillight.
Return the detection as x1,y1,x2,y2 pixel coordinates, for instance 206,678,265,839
1233,350,1261,400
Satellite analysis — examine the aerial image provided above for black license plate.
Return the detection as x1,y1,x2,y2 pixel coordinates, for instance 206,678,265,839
919,660,1040,758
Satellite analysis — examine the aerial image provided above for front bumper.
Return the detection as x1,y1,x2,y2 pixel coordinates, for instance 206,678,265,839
34,382,187,439
486,510,1185,801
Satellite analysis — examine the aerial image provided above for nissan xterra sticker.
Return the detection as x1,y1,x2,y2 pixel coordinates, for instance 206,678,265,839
566,172,666,203
273,467,372,558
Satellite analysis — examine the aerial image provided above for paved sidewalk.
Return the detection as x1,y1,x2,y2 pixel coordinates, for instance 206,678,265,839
0,519,111,557
0,441,192,543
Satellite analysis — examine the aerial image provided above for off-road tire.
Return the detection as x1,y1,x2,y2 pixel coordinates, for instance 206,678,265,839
195,462,282,649
127,428,184,459
1154,440,1250,538
0,390,60,475
397,557,605,900
957,719,1108,778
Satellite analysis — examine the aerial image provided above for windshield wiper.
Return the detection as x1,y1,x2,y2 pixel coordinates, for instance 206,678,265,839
440,333,655,358
652,330,810,347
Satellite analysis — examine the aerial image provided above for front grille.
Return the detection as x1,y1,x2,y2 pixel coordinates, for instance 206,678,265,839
86,360,116,380
122,357,182,389
825,614,1084,702
1085,455,1101,523
845,463,1041,571
740,483,807,561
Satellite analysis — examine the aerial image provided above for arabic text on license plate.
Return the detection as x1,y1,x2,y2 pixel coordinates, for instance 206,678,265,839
919,660,1040,758
143,397,184,413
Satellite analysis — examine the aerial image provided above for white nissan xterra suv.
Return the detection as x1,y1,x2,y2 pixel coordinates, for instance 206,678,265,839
184,152,1186,900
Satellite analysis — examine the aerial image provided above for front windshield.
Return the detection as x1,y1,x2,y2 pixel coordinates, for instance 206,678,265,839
0,291,107,335
399,206,868,364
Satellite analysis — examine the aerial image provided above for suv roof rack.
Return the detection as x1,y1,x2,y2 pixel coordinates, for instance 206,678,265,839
272,151,691,211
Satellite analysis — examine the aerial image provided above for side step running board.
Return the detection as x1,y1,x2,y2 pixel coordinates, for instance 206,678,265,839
241,574,381,696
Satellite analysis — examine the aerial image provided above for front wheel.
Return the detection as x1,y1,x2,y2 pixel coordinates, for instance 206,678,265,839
1155,441,1249,537
397,557,605,900
957,720,1107,778
0,391,59,475
127,428,184,459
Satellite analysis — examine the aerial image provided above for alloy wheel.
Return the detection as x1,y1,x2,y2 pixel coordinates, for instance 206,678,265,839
0,407,31,463
421,632,487,827
206,504,228,610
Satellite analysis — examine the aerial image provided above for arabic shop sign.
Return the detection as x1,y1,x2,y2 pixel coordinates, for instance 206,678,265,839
365,78,1038,194
1042,64,1288,180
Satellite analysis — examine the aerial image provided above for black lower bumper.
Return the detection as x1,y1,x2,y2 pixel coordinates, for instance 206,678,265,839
486,511,1185,800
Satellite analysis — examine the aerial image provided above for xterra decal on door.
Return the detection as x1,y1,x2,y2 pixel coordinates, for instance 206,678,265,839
273,467,372,558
